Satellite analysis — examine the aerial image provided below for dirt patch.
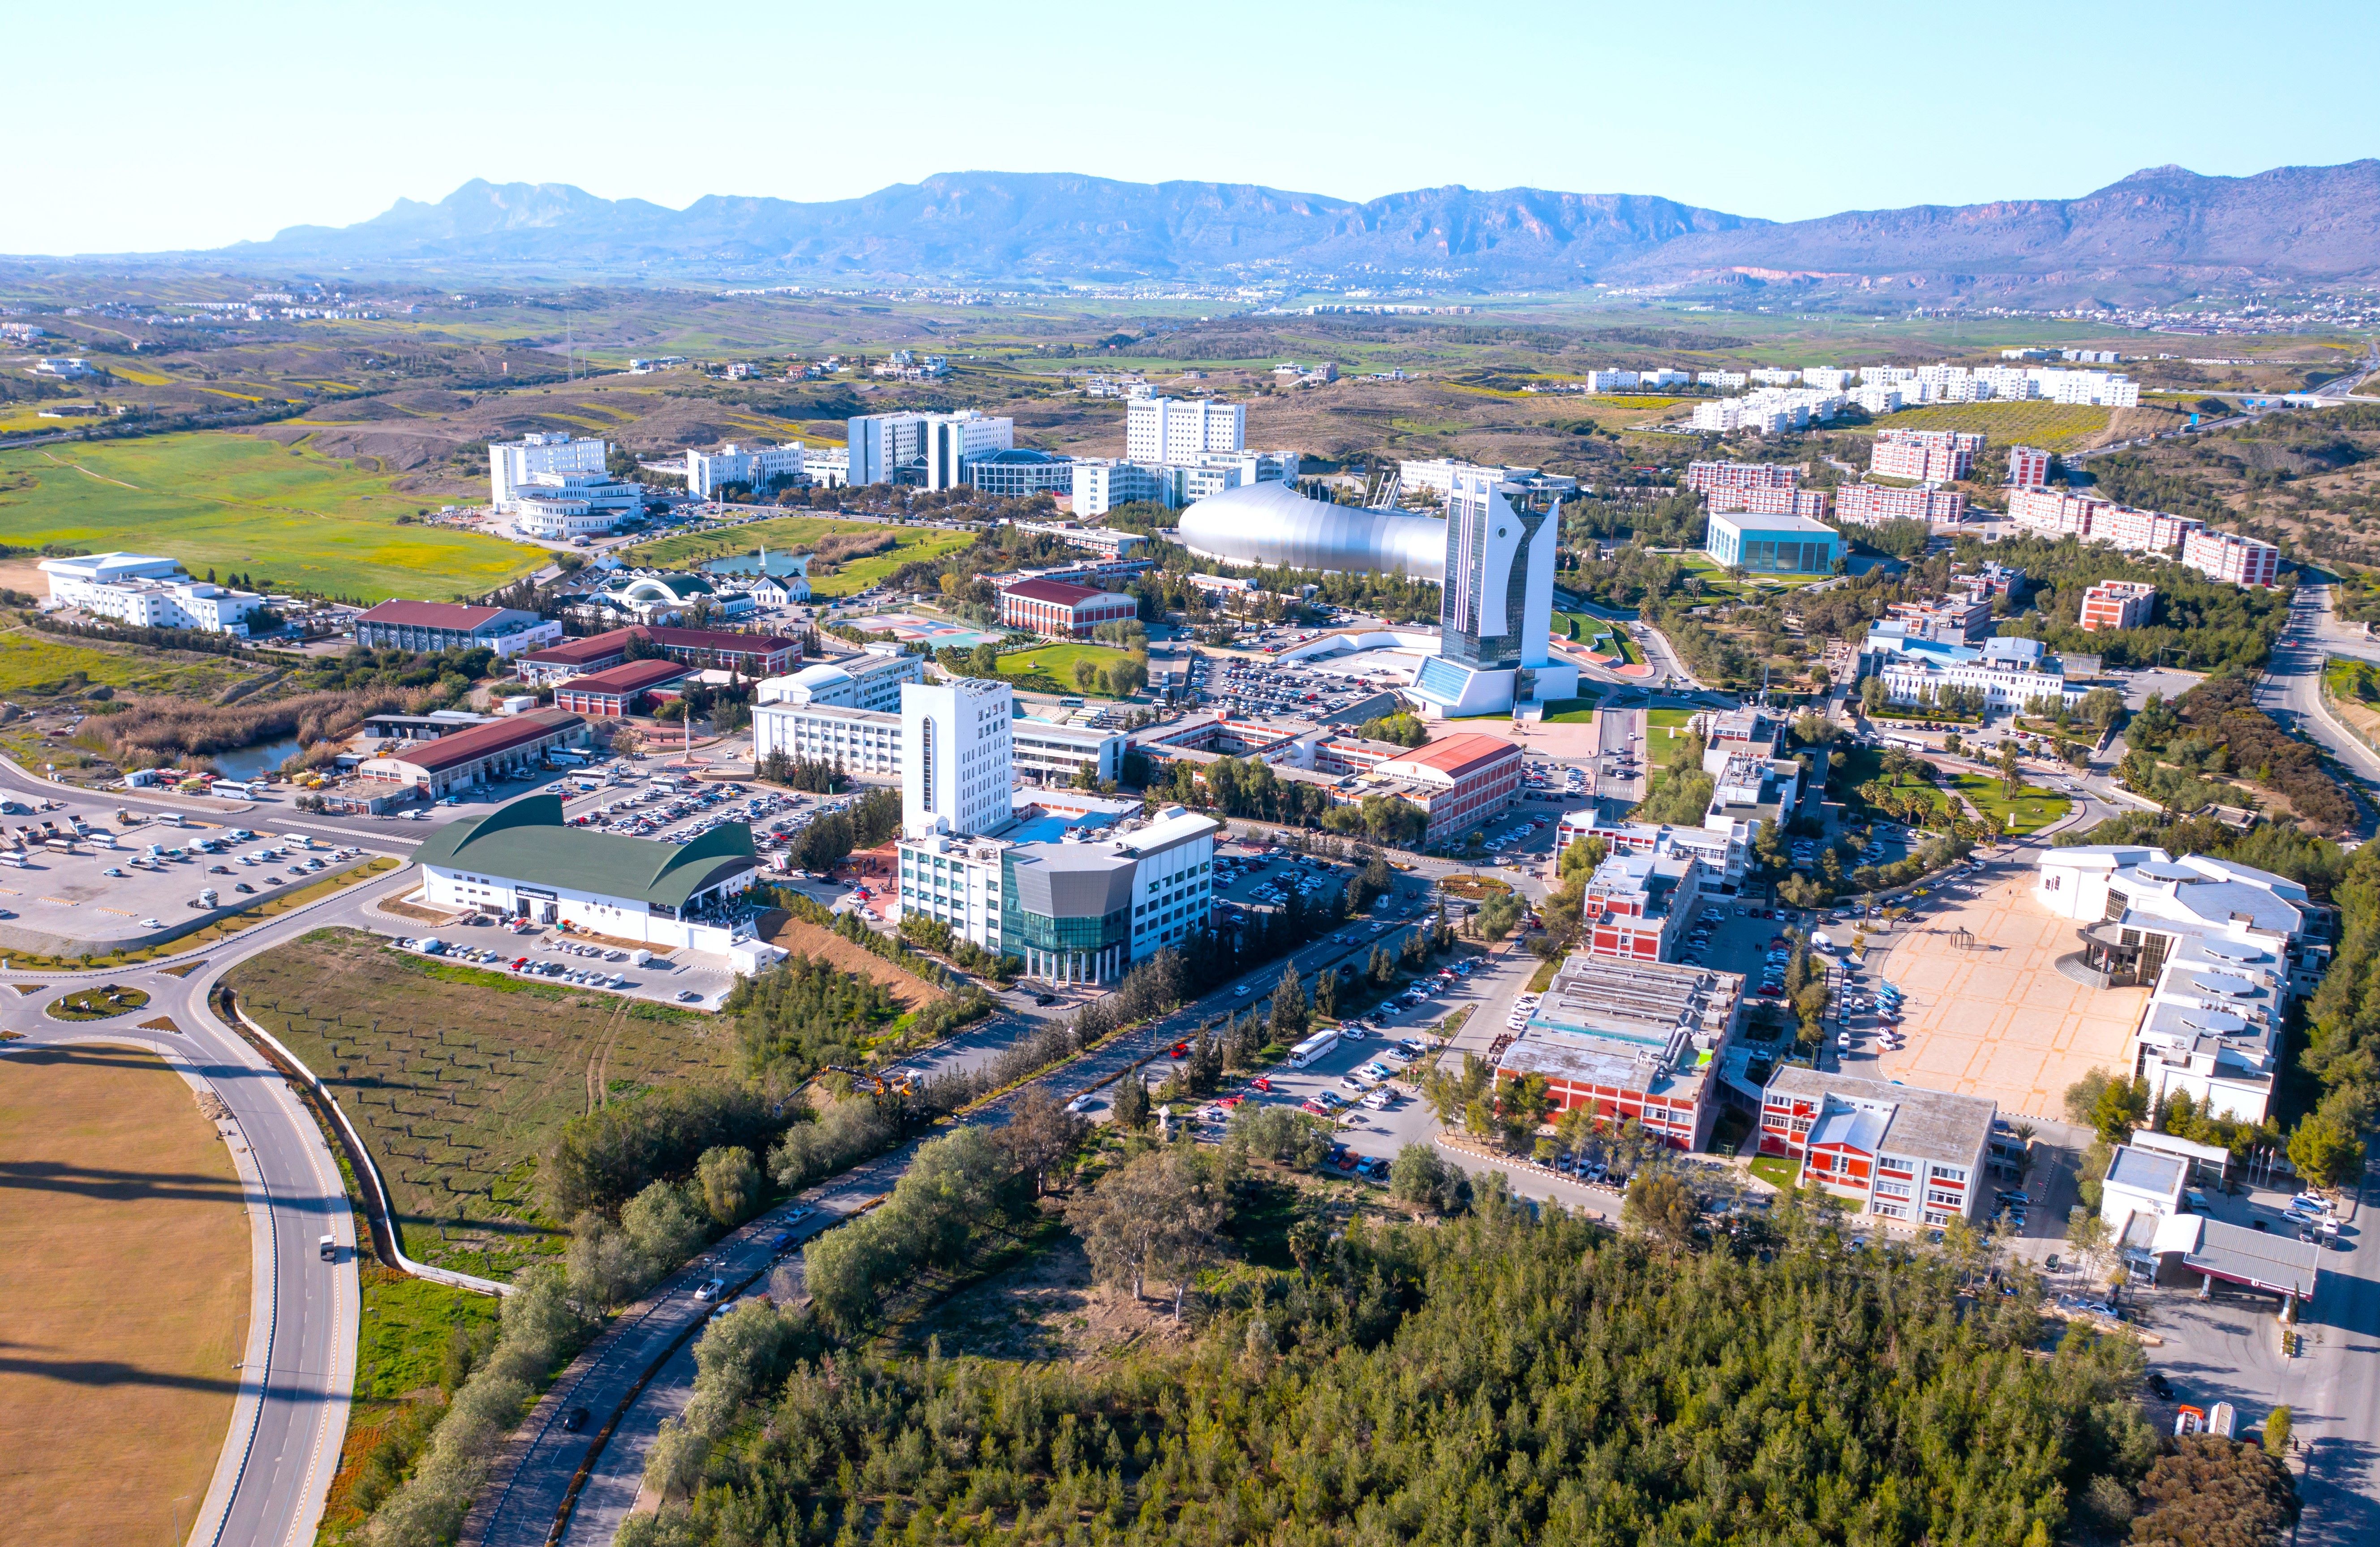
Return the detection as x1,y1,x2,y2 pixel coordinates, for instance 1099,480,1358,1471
760,915,943,1011
0,557,49,598
0,1044,249,1544
375,894,457,926
902,1213,1188,1363
137,1014,182,1033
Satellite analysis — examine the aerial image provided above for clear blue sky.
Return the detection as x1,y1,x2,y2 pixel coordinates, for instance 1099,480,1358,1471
9,0,2376,256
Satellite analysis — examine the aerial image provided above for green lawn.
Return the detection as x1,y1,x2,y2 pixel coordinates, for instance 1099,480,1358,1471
619,518,976,599
0,433,547,600
1749,1154,1801,1190
1675,552,1836,598
1541,695,1602,724
1645,707,1699,767
997,641,1136,696
1946,772,2071,836
812,529,975,598
0,627,263,701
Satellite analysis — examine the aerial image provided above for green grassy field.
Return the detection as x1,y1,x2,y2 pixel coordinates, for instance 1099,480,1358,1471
1676,553,1834,597
1645,707,1699,767
619,517,976,599
1540,695,1602,724
223,928,730,1279
997,641,1136,695
1862,401,2113,453
0,434,546,600
1945,772,2071,836
0,627,262,701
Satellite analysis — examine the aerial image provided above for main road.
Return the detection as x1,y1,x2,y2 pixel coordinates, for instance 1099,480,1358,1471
2254,580,2380,838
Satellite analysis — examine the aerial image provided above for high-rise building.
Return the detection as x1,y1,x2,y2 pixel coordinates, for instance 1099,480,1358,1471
1408,467,1573,718
490,432,608,510
923,410,1014,490
901,677,1016,840
1126,396,1244,463
847,413,925,486
848,411,1014,488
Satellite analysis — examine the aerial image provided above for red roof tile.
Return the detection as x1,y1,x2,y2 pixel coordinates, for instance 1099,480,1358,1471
357,600,514,631
558,658,692,696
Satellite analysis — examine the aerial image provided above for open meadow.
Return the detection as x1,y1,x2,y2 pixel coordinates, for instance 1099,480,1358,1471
0,432,547,600
223,928,735,1278
619,516,977,597
996,640,1137,695
0,1043,249,1547
0,624,263,701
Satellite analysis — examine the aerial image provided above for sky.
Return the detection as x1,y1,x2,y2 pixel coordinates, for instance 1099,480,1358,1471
9,0,2378,256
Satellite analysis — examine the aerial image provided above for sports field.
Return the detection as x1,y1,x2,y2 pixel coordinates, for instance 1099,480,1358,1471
0,432,546,600
223,928,733,1278
0,1043,250,1546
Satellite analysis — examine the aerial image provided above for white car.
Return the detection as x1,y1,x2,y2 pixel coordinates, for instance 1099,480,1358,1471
691,1277,727,1303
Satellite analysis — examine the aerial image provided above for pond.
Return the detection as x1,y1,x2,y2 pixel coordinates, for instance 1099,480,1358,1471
210,735,304,782
701,552,809,579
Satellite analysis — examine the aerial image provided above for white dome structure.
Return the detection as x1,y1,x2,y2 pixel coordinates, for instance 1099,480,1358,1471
1176,481,1446,580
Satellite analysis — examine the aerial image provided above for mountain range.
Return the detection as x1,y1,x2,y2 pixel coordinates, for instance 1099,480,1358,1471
206,160,2380,299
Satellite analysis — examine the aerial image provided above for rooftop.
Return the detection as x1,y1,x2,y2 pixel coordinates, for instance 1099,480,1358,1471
559,658,692,695
1764,1066,1997,1168
644,625,795,654
1001,576,1112,606
356,600,522,632
523,628,640,665
2105,1145,2188,1199
1379,732,1521,782
1711,509,1839,537
414,793,756,912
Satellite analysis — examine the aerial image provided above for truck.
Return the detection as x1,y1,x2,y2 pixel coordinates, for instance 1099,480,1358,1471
1287,1030,1340,1069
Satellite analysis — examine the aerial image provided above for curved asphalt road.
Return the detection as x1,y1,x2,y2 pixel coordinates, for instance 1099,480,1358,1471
0,752,438,1547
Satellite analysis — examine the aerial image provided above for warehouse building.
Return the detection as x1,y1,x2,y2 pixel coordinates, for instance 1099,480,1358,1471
354,708,589,799
553,659,692,718
354,599,560,657
414,792,760,947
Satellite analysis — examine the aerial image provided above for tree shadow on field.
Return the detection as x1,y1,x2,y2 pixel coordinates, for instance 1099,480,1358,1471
0,1159,246,1206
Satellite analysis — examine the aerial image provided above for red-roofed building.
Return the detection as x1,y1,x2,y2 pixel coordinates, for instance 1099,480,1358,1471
355,708,589,797
516,628,640,686
354,599,559,657
998,577,1140,638
553,659,692,718
516,625,796,686
1368,733,1524,842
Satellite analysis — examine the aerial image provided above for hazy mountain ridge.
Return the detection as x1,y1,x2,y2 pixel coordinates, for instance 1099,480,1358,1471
209,161,2380,293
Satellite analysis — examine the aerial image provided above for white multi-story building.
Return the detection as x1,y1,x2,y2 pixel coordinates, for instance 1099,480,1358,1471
924,410,1014,491
38,552,271,636
1582,369,1638,392
754,645,924,714
1848,383,1905,416
1859,365,1915,385
752,701,901,776
1696,370,1748,390
1011,717,1126,785
1861,625,2079,711
902,677,1016,840
1126,396,1245,463
490,432,609,511
2030,368,2141,408
2181,529,2281,587
1639,368,1689,388
1071,459,1166,516
2008,446,2052,489
684,442,806,499
1802,367,1853,391
511,469,645,539
1748,367,1801,387
2037,847,2332,1123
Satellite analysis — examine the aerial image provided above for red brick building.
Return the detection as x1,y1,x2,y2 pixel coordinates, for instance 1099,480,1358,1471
1583,852,1708,961
997,577,1140,638
1369,733,1523,843
552,658,691,718
2078,580,2156,632
518,625,795,686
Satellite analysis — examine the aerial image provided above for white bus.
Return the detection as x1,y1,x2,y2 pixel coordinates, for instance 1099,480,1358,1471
1286,1030,1340,1069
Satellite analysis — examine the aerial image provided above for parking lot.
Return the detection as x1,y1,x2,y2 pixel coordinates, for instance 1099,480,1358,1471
380,922,742,1009
0,795,380,957
1193,653,1405,718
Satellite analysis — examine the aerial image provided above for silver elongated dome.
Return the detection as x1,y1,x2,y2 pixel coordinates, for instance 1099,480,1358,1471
1176,481,1446,580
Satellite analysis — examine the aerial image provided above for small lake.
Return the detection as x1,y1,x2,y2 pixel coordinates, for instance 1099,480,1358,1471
211,735,304,782
701,552,808,579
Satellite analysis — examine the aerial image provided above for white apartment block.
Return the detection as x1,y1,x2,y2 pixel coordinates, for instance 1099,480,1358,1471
902,677,1016,839
1639,368,1689,388
1859,366,1915,385
754,645,925,714
1696,370,1748,390
1849,383,1905,416
1581,370,1638,392
752,701,902,776
1126,396,1245,463
685,442,805,499
2181,529,2281,588
1802,368,1853,391
39,552,271,636
1748,368,1801,387
1072,458,1166,516
491,432,609,511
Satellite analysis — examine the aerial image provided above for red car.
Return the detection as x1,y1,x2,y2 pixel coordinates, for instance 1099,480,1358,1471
1251,1077,1272,1092
1169,1042,1190,1059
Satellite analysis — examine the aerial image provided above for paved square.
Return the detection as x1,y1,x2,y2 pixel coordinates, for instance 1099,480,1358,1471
1858,871,2144,1123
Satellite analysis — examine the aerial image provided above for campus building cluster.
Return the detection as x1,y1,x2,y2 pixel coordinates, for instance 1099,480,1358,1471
38,552,274,637
1495,953,1746,1153
2006,487,2280,587
1072,397,1302,516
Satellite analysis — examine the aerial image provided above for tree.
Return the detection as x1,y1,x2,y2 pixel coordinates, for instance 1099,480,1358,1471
2092,1074,2151,1144
2065,1067,2114,1127
620,1180,709,1276
1073,657,1099,691
996,1087,1086,1195
1388,1143,1471,1214
1065,1147,1228,1319
2130,1435,2298,1547
1859,674,1887,716
1624,1171,1698,1251
696,1145,762,1227
1998,738,2023,800
1111,1074,1151,1130
2262,1405,2292,1455
1313,964,1339,1020
2287,1110,2364,1189
1269,964,1308,1042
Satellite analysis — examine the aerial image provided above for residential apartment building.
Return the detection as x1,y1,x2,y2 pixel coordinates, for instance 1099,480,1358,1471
1496,953,1744,1152
684,442,805,499
2079,580,2157,632
1071,458,1167,516
1758,1067,1996,1227
2008,446,2052,489
1870,428,1984,482
1126,396,1245,463
1583,851,1710,961
355,600,559,657
754,645,925,714
38,552,272,636
2181,529,2282,588
2006,487,2206,558
1696,370,1748,390
490,432,608,510
1834,481,1968,527
997,577,1140,637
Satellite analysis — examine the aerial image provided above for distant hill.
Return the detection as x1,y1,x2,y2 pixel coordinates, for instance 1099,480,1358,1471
189,160,2380,297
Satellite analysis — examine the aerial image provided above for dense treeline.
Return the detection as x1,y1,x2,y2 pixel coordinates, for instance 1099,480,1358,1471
622,1189,2174,1547
2119,674,2354,831
1144,754,1429,844
1966,536,2290,673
